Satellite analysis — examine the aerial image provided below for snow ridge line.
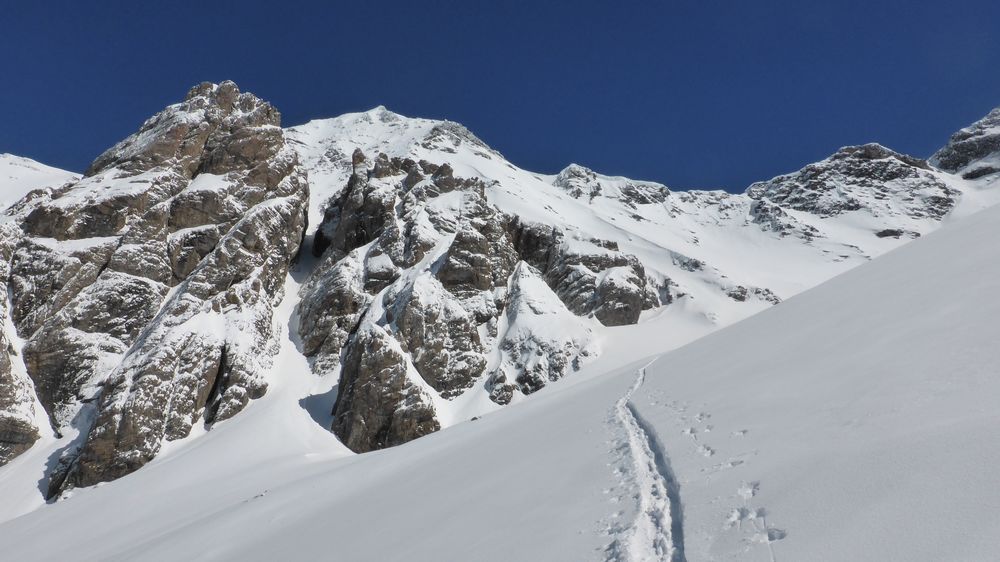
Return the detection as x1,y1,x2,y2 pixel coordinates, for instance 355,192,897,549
609,359,686,562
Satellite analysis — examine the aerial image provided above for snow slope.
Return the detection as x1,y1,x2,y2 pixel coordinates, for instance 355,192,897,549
2,171,999,561
621,205,1000,561
0,154,77,211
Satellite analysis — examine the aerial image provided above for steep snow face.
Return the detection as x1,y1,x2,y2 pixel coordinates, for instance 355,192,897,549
0,154,78,212
3,194,999,562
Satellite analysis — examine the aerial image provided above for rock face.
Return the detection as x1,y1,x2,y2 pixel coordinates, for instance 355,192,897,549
553,163,669,206
0,82,307,490
748,144,957,220
0,225,40,466
331,327,441,452
931,108,1000,178
299,152,652,451
62,83,307,490
0,415,37,467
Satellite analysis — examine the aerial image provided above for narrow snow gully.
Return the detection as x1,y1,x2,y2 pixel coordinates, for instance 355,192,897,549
607,359,686,562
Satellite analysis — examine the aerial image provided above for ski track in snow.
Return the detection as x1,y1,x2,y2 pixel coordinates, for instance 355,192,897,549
606,359,686,562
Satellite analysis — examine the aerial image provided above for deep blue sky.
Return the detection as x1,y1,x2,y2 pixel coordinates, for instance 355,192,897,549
3,1,999,191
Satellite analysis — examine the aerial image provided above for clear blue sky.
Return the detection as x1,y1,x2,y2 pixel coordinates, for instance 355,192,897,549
3,1,999,191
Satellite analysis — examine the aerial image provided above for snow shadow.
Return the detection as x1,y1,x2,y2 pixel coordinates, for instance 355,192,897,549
299,384,338,430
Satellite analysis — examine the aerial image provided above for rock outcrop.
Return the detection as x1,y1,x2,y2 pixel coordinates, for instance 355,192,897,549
331,326,441,452
60,82,307,490
553,163,669,206
748,143,957,220
485,262,598,404
0,226,40,466
0,81,307,489
931,108,1000,178
300,152,655,451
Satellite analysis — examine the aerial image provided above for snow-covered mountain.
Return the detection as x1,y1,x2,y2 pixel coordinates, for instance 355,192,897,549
2,142,999,562
1,81,999,560
281,104,998,451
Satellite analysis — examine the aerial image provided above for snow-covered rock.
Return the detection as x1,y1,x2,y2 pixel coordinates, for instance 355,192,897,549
485,262,599,404
748,143,956,221
931,107,1000,178
0,157,77,465
0,81,308,490
301,151,654,450
284,104,999,454
552,163,669,206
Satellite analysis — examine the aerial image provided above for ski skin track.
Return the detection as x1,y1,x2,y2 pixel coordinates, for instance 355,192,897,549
609,358,686,562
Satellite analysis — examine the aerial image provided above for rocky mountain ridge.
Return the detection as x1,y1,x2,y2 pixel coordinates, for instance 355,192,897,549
931,107,1000,177
0,82,308,494
0,82,997,499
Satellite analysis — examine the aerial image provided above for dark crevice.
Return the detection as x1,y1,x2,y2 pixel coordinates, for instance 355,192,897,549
203,344,229,426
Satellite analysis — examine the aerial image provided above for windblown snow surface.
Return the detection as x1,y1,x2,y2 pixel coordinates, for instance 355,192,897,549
1,156,999,560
